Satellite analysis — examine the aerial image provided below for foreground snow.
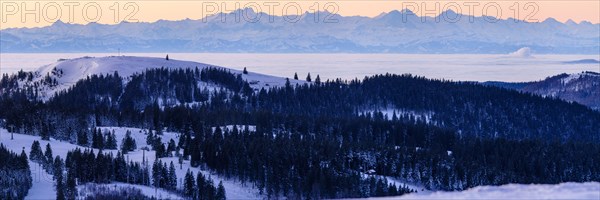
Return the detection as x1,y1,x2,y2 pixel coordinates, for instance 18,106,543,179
364,182,600,200
4,128,599,200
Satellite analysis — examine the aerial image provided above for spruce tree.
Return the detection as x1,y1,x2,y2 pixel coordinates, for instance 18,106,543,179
161,162,168,189
44,144,53,171
146,130,155,146
285,78,291,89
65,169,76,199
152,160,162,188
41,122,50,140
178,131,187,150
184,169,196,197
168,161,177,190
206,178,216,200
53,156,63,178
155,143,166,158
294,72,298,80
243,67,248,74
196,172,206,200
92,129,105,149
20,148,28,161
121,130,137,153
105,132,117,149
91,129,98,148
77,131,88,146
29,141,43,162
155,146,162,158
53,156,65,199
306,73,312,82
167,139,176,154
98,130,105,148
216,181,226,200
56,173,65,200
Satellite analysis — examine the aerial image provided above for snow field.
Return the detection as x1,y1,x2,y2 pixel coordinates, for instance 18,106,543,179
0,128,262,199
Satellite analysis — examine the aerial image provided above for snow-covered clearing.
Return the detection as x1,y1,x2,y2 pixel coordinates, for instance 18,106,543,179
97,126,263,199
0,128,262,200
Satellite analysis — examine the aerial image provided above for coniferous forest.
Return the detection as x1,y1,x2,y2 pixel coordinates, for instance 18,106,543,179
1,67,600,198
0,144,32,199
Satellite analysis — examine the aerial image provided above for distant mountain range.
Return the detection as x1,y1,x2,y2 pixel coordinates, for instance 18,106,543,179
1,9,599,53
485,71,600,110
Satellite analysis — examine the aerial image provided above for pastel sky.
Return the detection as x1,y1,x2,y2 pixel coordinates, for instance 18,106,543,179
1,0,598,29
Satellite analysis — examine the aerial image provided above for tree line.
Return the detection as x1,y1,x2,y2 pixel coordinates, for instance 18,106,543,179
0,144,32,200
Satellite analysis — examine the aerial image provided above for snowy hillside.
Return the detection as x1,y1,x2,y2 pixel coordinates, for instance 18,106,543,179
370,182,600,200
524,71,600,110
0,128,263,200
485,71,600,110
13,127,600,200
20,56,304,100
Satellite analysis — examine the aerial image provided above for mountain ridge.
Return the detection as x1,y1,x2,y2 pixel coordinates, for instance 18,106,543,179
6,56,304,101
484,71,600,110
6,8,598,31
2,9,598,53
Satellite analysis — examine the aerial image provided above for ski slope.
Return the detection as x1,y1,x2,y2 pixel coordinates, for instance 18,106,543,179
0,128,262,199
26,163,56,200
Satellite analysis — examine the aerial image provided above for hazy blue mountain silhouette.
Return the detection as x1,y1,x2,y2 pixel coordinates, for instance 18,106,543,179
1,9,598,53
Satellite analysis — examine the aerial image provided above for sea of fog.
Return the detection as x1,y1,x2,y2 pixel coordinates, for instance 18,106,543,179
1,53,599,82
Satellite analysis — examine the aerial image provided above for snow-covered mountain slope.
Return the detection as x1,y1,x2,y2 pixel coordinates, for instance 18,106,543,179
2,9,598,54
485,71,600,110
6,126,600,199
23,56,304,100
0,128,263,199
